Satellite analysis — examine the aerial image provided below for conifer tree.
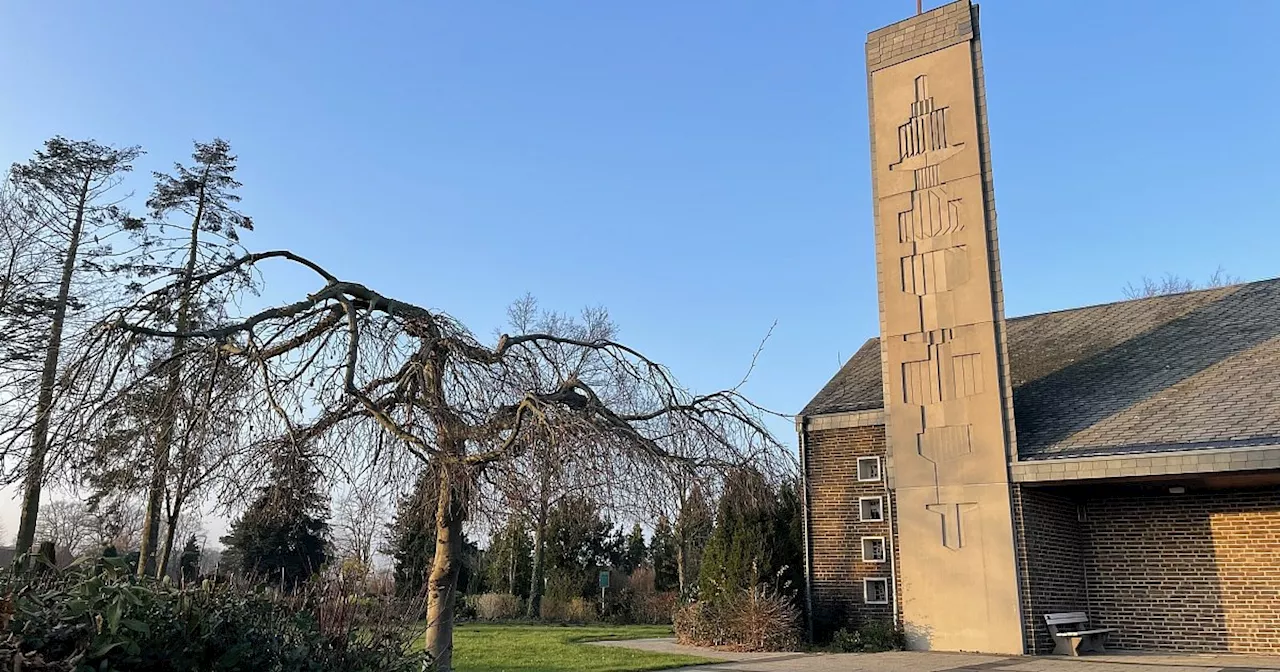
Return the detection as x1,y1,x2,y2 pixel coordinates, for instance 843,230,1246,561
6,137,142,567
221,451,329,590
650,515,679,592
385,466,440,598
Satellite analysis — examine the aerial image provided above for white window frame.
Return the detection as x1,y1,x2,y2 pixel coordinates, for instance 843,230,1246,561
859,496,884,522
857,456,882,482
864,577,890,605
861,536,887,563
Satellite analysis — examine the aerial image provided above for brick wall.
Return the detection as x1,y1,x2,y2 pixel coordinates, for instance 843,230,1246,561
1016,484,1280,654
804,423,898,636
1083,488,1280,654
1013,486,1087,654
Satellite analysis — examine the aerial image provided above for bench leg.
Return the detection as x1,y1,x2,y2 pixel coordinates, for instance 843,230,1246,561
1052,636,1083,656
1082,634,1107,654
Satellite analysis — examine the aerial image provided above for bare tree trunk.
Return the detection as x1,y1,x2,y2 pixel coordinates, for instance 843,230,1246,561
676,537,688,598
15,174,90,568
156,504,182,580
424,467,464,672
525,469,550,618
138,188,204,577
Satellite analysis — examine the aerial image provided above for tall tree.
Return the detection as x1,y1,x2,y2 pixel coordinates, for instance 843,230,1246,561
543,495,619,601
6,137,142,566
109,251,782,671
484,296,621,618
650,515,679,592
676,482,714,598
621,523,647,574
178,535,201,583
385,465,441,599
220,450,329,590
131,138,254,577
484,516,532,599
697,468,787,602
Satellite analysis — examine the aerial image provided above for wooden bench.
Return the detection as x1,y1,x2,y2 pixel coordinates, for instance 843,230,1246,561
1044,612,1116,656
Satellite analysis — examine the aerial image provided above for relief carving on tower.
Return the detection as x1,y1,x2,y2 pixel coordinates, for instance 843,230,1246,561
892,75,971,304
888,75,984,550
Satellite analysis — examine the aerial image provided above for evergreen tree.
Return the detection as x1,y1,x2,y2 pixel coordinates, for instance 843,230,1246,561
544,496,618,600
384,467,439,598
773,477,807,598
676,484,714,598
621,523,647,574
650,515,679,592
220,451,329,590
131,138,254,578
697,469,776,601
7,138,142,566
484,516,532,598
178,535,201,583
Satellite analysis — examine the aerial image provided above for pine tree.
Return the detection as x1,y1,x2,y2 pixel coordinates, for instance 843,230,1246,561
384,467,439,598
698,469,776,601
220,451,329,590
543,496,618,600
621,523,647,574
650,515,679,592
7,138,142,567
178,535,201,583
132,138,254,578
676,484,714,598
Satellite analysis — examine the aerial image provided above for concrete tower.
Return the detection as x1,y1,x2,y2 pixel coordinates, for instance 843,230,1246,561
866,1,1022,653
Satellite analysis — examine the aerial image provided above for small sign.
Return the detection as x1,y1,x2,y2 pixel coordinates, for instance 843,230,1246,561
598,570,610,589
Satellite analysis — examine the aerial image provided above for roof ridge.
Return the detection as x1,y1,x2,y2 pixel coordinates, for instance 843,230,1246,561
1008,276,1279,323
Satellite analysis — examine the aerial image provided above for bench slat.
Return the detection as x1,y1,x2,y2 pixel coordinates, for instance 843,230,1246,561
1045,612,1088,625
1054,628,1115,637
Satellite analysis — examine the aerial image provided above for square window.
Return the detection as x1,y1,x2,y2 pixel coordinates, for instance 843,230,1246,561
859,496,884,522
864,578,889,604
857,456,882,482
862,537,886,563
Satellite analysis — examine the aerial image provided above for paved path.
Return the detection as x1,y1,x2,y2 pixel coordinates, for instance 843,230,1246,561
594,639,1280,672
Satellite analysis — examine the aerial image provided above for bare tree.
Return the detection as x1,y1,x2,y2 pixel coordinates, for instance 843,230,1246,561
482,295,627,618
5,138,142,567
1122,266,1241,299
106,250,783,671
33,499,95,560
332,477,391,574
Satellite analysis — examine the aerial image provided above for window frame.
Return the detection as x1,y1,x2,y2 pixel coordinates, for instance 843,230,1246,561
861,536,887,563
864,577,890,605
856,456,882,482
859,496,885,522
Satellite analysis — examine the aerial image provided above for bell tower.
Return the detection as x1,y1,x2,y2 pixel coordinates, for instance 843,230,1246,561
866,1,1022,653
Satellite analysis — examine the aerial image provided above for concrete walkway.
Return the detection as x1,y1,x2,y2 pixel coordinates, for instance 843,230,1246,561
594,639,1280,672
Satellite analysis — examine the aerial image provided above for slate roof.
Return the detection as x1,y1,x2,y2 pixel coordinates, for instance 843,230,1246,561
800,278,1280,460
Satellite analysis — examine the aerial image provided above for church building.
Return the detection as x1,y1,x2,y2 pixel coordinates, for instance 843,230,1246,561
798,0,1280,655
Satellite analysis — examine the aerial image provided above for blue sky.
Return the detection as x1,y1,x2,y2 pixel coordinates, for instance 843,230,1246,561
2,0,1278,479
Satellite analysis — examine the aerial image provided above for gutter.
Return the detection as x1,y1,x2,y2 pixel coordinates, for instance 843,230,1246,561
797,414,816,642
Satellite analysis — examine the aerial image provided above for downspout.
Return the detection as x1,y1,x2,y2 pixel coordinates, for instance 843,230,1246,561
883,458,900,627
797,414,815,642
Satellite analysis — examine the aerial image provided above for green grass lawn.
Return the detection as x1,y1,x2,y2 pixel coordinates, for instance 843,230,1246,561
437,623,713,672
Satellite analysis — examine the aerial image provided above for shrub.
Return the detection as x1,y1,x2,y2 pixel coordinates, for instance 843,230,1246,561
3,555,428,672
628,591,678,625
673,586,801,652
831,620,906,653
471,592,524,620
539,597,596,623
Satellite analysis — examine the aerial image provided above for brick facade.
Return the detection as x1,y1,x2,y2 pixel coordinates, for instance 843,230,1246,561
1013,486,1087,654
1016,484,1280,654
803,423,899,636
